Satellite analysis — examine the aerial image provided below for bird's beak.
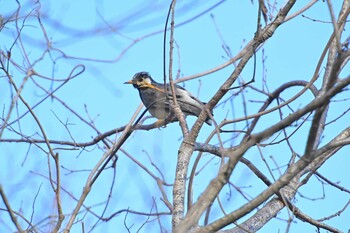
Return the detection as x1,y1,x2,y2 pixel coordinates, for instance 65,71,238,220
124,80,133,84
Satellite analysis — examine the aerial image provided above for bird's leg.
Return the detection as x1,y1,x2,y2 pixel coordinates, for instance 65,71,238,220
154,113,177,128
154,119,166,128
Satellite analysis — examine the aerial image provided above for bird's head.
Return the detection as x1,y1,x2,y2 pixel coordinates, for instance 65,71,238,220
124,72,155,89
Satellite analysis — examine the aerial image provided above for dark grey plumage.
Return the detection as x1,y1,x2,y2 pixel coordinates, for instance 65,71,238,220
124,72,213,125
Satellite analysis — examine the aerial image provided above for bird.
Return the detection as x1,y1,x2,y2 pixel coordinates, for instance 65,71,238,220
124,72,213,126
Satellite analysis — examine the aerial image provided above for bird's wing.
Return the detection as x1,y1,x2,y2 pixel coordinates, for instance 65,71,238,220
162,84,204,114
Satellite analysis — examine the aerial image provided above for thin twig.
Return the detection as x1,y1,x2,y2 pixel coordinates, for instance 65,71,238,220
0,185,24,233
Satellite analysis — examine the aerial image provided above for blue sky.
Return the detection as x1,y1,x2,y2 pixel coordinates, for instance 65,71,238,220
1,0,350,232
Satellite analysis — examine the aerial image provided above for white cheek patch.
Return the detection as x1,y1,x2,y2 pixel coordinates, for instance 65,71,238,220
144,77,152,84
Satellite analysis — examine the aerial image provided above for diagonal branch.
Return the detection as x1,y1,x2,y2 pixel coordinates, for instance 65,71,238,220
172,1,298,231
